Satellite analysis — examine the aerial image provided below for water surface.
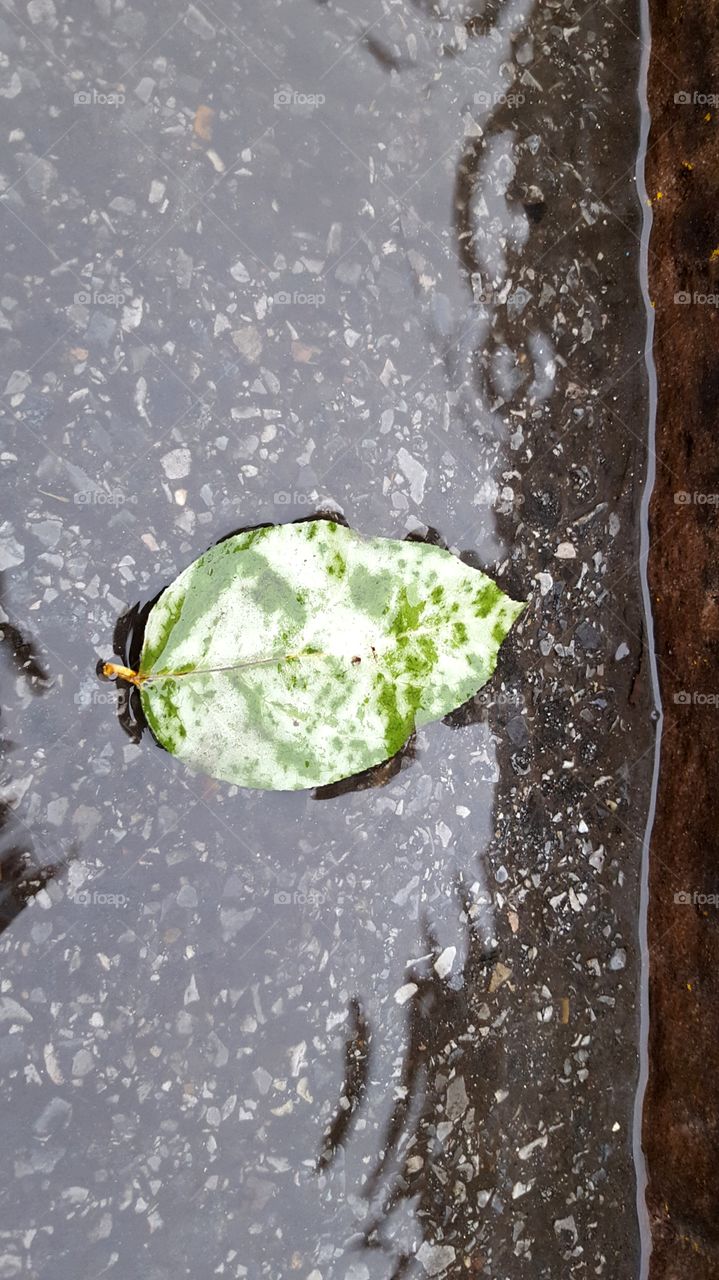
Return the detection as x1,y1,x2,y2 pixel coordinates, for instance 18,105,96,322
0,1,654,1276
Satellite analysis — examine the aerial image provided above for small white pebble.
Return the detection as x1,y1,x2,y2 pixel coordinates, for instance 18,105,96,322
161,447,191,479
394,983,417,1006
433,947,456,979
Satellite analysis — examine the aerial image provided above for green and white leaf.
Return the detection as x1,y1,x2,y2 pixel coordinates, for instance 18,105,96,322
138,520,525,791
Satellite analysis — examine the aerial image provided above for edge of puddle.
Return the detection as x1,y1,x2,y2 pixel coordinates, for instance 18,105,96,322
634,0,663,1273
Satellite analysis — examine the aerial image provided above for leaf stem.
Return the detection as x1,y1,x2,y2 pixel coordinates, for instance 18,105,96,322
102,662,146,687
101,652,326,688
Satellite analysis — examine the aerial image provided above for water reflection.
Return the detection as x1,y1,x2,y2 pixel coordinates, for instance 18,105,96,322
0,0,648,1272
317,995,370,1170
0,573,64,936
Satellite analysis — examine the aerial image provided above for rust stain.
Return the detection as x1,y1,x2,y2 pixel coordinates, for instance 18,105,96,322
193,104,215,141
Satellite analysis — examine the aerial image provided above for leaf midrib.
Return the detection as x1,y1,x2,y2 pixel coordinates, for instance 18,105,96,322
141,620,469,686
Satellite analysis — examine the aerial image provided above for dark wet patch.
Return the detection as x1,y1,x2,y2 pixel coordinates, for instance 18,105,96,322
317,996,370,1170
0,590,65,936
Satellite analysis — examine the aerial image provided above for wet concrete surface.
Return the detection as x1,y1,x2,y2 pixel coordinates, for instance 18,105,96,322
644,1,719,1276
0,2,656,1277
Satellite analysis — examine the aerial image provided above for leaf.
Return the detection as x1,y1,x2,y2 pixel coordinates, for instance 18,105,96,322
108,521,525,791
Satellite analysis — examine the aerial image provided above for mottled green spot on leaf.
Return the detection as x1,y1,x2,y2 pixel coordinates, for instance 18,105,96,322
453,621,468,647
349,566,392,618
475,581,501,617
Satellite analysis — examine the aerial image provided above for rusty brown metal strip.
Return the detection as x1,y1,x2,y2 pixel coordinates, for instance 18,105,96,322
645,3,719,1275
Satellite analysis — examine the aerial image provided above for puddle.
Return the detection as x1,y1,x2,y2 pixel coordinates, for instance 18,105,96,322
0,1,656,1277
